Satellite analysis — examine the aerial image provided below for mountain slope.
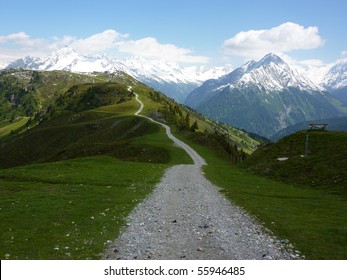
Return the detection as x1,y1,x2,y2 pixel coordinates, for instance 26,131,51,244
185,53,346,138
5,48,232,102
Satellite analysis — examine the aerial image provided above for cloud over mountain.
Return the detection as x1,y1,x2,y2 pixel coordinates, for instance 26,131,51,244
0,29,208,65
222,22,324,60
116,37,209,63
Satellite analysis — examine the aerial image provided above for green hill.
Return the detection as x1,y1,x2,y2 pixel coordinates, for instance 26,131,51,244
0,69,138,131
240,130,347,196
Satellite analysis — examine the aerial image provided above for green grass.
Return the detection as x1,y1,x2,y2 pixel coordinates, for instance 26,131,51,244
0,156,168,259
173,131,347,259
0,118,29,138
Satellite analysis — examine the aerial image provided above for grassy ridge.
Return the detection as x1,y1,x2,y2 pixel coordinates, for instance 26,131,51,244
0,98,191,169
0,69,140,124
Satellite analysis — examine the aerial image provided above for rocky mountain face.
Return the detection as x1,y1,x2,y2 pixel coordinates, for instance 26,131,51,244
185,54,345,138
4,48,231,102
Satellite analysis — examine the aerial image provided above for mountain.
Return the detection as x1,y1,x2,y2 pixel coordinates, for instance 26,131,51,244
5,47,232,102
320,59,347,105
185,53,346,138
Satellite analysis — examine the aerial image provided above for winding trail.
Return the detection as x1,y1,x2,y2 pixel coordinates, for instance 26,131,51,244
103,93,295,260
134,93,206,167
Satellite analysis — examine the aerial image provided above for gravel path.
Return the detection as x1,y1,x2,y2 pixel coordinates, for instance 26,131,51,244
103,94,296,260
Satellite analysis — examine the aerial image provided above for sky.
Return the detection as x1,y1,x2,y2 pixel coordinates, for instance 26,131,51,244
0,0,346,68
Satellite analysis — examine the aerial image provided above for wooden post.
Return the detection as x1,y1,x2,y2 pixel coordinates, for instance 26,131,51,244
304,133,309,157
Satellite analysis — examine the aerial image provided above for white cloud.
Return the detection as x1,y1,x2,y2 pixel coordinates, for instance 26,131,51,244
0,30,208,65
222,22,325,60
0,32,29,43
342,50,347,57
0,32,44,47
116,37,209,64
48,29,128,54
71,29,127,54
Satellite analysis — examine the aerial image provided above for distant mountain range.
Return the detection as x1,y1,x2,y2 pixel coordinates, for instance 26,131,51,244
4,47,232,102
3,49,347,139
185,54,347,138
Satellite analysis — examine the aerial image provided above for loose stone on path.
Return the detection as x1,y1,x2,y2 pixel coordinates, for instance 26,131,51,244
104,165,296,260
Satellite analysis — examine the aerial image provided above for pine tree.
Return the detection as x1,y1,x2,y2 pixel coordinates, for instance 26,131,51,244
185,113,190,129
190,120,199,132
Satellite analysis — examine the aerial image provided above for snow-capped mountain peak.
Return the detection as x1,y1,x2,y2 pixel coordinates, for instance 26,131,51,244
40,47,80,70
256,53,285,66
228,53,322,92
321,58,347,90
52,47,78,58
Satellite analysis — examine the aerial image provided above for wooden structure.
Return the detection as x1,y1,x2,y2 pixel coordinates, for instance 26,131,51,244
308,123,328,131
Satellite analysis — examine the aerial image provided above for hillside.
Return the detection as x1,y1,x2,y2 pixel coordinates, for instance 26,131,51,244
241,130,347,196
0,69,138,122
0,69,260,168
0,84,191,169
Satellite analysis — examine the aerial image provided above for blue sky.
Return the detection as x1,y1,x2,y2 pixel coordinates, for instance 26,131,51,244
0,0,346,67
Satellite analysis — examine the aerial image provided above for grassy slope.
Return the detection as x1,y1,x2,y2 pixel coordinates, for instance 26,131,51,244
0,90,192,259
0,118,29,138
0,157,167,259
241,130,347,196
